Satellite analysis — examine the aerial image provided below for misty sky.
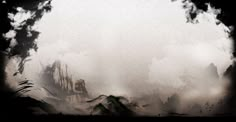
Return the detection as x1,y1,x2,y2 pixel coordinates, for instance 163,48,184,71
17,0,233,101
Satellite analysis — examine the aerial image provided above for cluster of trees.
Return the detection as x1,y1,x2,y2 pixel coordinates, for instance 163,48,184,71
0,0,53,116
0,0,52,89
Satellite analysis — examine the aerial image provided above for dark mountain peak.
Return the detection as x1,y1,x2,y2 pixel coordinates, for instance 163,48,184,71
224,64,233,77
89,95,135,116
91,103,111,115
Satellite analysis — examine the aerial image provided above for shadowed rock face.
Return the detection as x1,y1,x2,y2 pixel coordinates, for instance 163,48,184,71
40,61,77,98
40,61,90,99
75,79,89,98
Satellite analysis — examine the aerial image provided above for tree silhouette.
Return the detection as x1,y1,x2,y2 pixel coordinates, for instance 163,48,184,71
0,0,53,116
0,0,52,90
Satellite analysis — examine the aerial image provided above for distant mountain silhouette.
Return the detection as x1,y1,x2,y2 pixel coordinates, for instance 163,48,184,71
206,63,219,79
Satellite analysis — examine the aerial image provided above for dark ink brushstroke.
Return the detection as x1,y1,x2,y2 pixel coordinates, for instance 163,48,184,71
180,0,236,114
0,0,236,118
0,0,53,116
